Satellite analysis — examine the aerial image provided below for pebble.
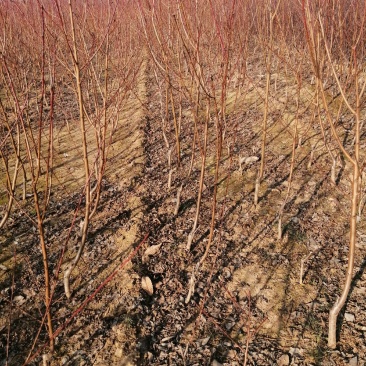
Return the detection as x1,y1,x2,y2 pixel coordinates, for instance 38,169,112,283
225,322,235,330
289,347,303,357
114,348,123,358
61,356,69,365
13,295,25,305
227,350,236,359
146,352,153,361
158,351,168,359
349,356,358,366
244,156,259,164
200,337,210,346
355,287,366,295
345,313,355,322
277,354,290,365
222,267,231,279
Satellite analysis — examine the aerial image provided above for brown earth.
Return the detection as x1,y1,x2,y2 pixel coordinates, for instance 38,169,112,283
1,58,366,366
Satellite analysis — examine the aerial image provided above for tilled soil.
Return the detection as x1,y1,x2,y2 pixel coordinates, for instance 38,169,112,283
1,59,366,366
132,66,366,365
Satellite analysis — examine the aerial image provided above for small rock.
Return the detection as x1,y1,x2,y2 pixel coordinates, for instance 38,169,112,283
225,322,235,330
355,287,366,295
61,356,69,365
349,356,358,366
308,238,320,251
289,347,303,357
158,351,168,359
212,360,223,366
345,313,355,322
222,267,231,279
42,353,52,365
13,295,25,305
200,337,210,346
114,348,123,358
146,352,153,361
245,156,259,164
227,350,236,359
23,288,35,298
277,354,290,365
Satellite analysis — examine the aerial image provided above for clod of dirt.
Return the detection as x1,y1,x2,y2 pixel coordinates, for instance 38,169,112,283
345,313,356,322
349,356,358,366
277,354,290,366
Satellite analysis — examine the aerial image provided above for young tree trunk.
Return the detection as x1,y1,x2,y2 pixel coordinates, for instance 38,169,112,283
328,160,359,348
187,105,209,251
200,113,222,264
254,1,280,205
64,0,91,299
34,189,54,352
314,12,363,348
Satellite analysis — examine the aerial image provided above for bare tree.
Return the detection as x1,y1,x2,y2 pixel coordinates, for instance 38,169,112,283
303,0,365,348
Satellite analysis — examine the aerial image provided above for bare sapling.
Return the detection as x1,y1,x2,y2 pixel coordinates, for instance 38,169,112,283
142,1,182,174
60,0,115,298
167,167,176,190
174,183,183,215
152,67,173,190
1,3,56,352
168,88,179,188
306,102,322,170
200,110,222,263
187,104,209,251
168,148,172,169
315,76,340,185
303,68,330,169
153,68,170,149
254,0,281,206
299,254,310,285
187,84,201,178
303,5,342,186
173,3,205,178
200,0,239,264
58,0,137,298
170,87,181,167
277,78,300,240
300,235,322,284
328,127,361,348
320,20,363,349
54,18,140,293
87,29,111,220
0,104,23,228
303,1,365,347
62,0,92,299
